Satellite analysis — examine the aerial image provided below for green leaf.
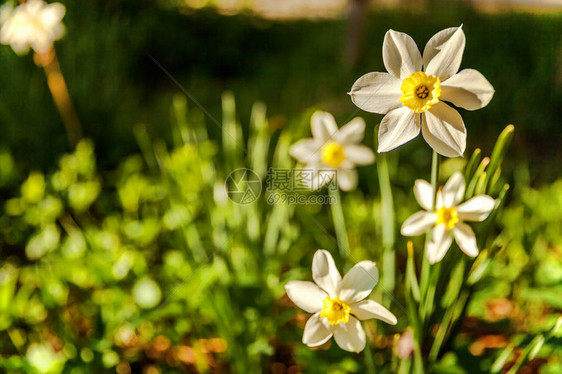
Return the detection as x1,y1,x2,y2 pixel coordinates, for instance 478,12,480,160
441,260,465,308
487,125,514,183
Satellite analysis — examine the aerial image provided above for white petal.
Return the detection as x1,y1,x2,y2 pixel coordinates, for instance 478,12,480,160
425,224,453,264
336,117,366,144
397,328,415,359
312,250,342,298
302,168,336,191
289,139,320,164
442,171,465,207
339,261,378,304
453,223,479,257
303,312,333,347
422,102,466,158
42,3,65,26
32,38,52,54
378,107,421,153
0,5,13,24
285,281,327,313
383,30,423,79
26,0,44,13
350,299,398,325
414,179,434,211
440,69,495,110
423,26,466,81
457,195,496,221
9,41,29,54
435,189,445,210
349,72,403,114
333,316,366,353
339,160,355,170
311,111,339,143
401,211,437,236
337,168,358,192
344,144,375,165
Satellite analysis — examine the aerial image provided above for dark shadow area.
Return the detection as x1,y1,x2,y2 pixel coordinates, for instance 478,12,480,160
0,0,560,182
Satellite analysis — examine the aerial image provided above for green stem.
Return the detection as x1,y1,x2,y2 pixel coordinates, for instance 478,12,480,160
430,150,440,205
413,342,424,374
428,290,454,361
420,151,440,310
415,150,440,371
377,152,396,295
419,255,430,310
330,186,376,371
409,294,425,374
422,262,442,322
329,186,350,259
406,242,425,374
364,333,376,374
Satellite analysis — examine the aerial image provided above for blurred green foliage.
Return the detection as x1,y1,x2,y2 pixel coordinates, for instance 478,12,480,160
0,92,560,373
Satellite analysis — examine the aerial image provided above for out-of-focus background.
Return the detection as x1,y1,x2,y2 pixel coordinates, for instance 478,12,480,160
0,0,561,373
1,0,561,179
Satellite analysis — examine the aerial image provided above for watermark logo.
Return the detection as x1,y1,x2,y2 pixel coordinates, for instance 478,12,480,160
266,167,336,205
225,168,337,205
266,192,335,205
225,168,262,204
266,168,337,192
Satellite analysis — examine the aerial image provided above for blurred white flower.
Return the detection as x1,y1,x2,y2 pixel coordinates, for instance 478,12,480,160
349,26,494,158
285,249,397,353
401,171,496,263
396,327,415,359
213,181,229,205
26,343,65,373
0,3,13,25
133,277,162,309
289,111,375,191
0,0,65,55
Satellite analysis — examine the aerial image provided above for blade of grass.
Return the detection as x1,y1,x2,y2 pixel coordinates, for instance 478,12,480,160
377,152,396,296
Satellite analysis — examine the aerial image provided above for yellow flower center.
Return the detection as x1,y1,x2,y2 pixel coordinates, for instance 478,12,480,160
400,71,441,113
320,297,351,325
436,206,459,230
321,141,346,168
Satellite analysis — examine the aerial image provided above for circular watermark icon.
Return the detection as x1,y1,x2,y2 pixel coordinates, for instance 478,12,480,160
225,168,262,205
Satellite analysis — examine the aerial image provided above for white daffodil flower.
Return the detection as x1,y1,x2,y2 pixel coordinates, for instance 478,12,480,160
0,0,65,55
285,250,397,353
349,26,494,158
289,111,375,191
401,171,496,264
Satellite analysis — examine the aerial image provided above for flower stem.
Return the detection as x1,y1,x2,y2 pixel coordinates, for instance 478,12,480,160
415,150,440,371
35,48,82,149
419,150,440,302
422,152,441,321
329,186,349,259
329,185,378,371
377,152,395,295
430,150,440,206
364,333,376,374
407,243,425,374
